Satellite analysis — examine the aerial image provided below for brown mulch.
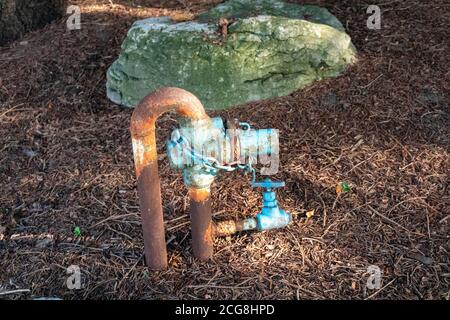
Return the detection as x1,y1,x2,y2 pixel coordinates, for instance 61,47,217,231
0,0,449,299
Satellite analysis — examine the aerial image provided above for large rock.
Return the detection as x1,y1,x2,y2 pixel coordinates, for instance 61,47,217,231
0,0,67,45
107,0,356,110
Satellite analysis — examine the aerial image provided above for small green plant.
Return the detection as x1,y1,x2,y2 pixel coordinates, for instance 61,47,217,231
336,181,351,194
73,226,81,237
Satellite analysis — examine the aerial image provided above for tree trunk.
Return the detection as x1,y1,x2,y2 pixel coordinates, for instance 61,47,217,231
0,0,67,45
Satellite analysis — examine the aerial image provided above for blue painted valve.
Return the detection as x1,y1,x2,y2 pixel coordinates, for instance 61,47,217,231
251,178,292,231
165,116,292,235
166,117,279,189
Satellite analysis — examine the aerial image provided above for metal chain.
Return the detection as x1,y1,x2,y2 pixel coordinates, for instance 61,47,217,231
170,132,257,182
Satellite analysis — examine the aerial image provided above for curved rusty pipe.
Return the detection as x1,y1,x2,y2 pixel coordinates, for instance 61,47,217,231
130,87,211,270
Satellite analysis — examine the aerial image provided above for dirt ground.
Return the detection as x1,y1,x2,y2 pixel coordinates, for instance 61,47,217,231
0,0,449,299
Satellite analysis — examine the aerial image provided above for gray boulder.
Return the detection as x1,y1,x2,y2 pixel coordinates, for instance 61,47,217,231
107,0,356,110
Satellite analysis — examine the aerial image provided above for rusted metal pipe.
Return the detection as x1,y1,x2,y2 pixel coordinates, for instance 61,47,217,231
189,187,214,261
130,87,210,270
214,220,244,237
214,218,258,237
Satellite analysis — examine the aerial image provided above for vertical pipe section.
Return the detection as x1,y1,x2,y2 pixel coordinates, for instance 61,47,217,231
130,87,210,270
189,188,214,261
135,147,167,270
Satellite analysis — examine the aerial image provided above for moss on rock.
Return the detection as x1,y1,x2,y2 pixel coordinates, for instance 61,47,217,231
107,0,356,110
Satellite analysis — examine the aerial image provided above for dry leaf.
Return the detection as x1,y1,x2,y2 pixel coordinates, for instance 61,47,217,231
171,12,195,22
306,209,315,218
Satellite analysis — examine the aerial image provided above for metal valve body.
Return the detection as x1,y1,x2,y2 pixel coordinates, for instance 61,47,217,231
166,117,291,232
252,178,292,231
166,117,278,188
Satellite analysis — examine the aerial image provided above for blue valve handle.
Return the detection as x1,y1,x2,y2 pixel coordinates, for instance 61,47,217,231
251,178,285,189
251,178,292,231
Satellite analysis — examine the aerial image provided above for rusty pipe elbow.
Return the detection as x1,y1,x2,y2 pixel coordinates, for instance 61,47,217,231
131,87,209,132
130,87,211,270
131,87,210,178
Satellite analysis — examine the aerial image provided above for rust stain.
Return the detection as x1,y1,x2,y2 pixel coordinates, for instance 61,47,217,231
130,87,210,180
189,187,210,202
204,221,214,246
130,87,209,137
214,220,237,237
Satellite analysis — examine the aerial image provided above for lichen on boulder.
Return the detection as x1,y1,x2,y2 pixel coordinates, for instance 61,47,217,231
107,0,356,110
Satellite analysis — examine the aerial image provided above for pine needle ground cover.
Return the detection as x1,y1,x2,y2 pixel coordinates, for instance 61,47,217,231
0,0,448,299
